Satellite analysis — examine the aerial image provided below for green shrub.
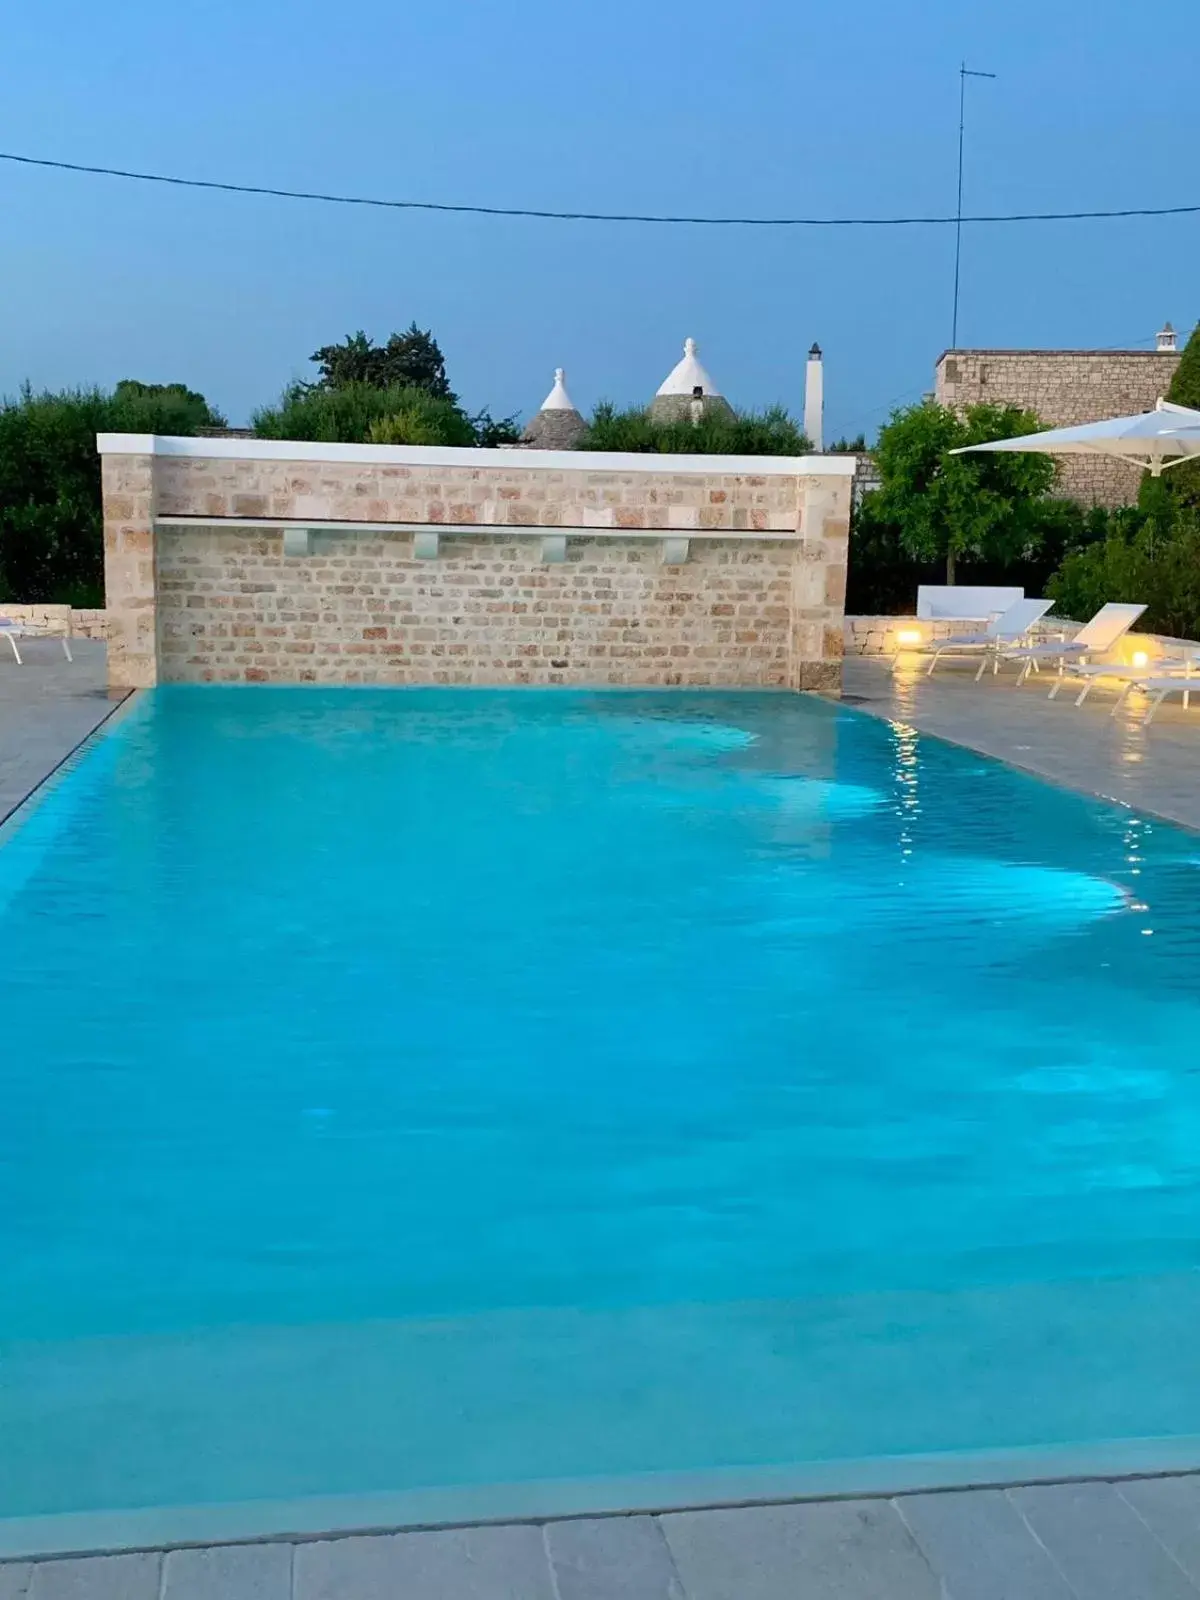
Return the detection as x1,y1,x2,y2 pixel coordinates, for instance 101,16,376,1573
847,491,1102,615
368,407,456,447
579,402,809,455
253,382,479,446
111,379,226,432
1047,505,1200,639
0,382,219,605
1139,321,1200,510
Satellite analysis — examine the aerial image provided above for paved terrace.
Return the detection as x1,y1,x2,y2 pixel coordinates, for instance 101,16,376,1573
11,1482,1200,1598
4,648,1200,1595
0,639,116,824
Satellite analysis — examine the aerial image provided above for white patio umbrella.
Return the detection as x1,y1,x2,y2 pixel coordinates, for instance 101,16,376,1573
952,398,1200,477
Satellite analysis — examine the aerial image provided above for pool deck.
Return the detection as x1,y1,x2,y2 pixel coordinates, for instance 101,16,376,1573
6,647,1200,1594
10,1480,1200,1598
844,654,1200,832
0,639,117,826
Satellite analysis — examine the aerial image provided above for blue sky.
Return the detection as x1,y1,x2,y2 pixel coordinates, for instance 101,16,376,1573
1,0,1195,440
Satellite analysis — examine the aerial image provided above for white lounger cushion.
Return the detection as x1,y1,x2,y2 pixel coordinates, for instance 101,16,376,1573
935,598,1053,649
917,585,1024,621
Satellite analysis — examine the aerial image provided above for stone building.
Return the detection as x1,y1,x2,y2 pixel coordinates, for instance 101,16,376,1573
520,368,587,449
648,338,736,425
934,324,1182,506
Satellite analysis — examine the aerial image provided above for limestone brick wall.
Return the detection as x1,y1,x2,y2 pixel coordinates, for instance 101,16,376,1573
0,603,107,638
101,453,157,687
152,453,804,532
935,349,1180,507
845,615,1077,655
98,437,854,693
846,614,1200,670
159,531,797,687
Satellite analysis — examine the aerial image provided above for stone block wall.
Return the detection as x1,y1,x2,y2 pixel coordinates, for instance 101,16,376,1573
845,615,1200,669
0,603,107,638
151,452,806,532
101,453,157,687
98,437,854,693
159,532,798,687
845,615,1077,656
935,348,1180,507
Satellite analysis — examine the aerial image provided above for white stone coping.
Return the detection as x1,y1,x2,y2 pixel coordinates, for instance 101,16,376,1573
153,515,804,542
96,433,857,478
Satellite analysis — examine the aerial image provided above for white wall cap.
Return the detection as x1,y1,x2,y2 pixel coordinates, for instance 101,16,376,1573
97,434,857,477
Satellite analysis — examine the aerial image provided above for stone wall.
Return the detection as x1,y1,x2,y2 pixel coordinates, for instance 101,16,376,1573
846,614,1200,668
0,603,107,639
159,531,797,687
935,348,1180,507
151,451,807,532
98,437,855,693
845,615,1078,655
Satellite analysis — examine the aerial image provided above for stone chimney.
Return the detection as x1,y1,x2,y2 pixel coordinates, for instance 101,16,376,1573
804,342,824,452
1157,322,1178,354
521,368,587,449
648,338,735,424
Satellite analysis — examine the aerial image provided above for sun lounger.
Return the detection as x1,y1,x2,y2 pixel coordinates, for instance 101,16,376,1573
1002,603,1146,685
1048,654,1200,708
920,597,1053,680
1113,670,1200,724
0,619,73,665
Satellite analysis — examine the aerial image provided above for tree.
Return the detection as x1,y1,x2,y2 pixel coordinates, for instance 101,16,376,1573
871,400,1056,583
1168,321,1200,410
1143,321,1200,509
310,325,454,400
471,409,522,447
112,379,226,431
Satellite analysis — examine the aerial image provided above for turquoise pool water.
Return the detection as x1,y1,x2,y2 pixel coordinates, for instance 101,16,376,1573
4,687,1200,1543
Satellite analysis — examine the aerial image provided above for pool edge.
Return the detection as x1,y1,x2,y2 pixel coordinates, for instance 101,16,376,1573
0,688,140,842
5,1435,1200,1562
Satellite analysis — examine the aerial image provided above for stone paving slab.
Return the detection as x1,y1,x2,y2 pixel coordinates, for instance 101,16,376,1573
1011,1481,1200,1600
897,1488,1078,1600
546,1515,685,1600
0,640,115,824
0,1566,32,1600
1118,1475,1200,1587
161,1542,292,1600
844,655,1200,832
15,1479,1200,1596
293,1524,557,1600
26,1552,160,1600
660,1500,943,1599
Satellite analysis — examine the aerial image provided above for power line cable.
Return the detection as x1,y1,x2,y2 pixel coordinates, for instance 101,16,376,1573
2,151,1199,228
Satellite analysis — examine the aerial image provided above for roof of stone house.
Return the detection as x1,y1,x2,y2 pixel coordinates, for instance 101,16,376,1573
521,368,587,449
655,338,723,398
936,348,1178,364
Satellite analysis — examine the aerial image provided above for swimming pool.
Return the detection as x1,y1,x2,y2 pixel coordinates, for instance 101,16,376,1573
4,687,1200,1552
